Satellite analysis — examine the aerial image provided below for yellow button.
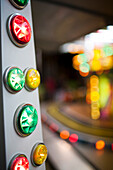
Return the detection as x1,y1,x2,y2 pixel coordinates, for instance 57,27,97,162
25,68,40,90
33,144,47,166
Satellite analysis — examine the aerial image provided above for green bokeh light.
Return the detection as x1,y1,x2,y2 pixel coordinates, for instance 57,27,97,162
103,45,113,57
77,53,88,63
79,62,90,73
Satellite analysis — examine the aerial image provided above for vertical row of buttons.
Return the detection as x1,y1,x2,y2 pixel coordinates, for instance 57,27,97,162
5,0,47,169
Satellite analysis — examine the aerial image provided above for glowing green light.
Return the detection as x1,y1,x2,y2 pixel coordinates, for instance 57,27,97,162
17,105,38,136
103,45,113,57
77,53,88,63
7,68,25,92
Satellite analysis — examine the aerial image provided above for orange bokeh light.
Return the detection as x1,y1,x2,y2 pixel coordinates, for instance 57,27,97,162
90,75,99,86
72,55,80,70
86,93,91,104
96,140,105,150
79,71,89,77
60,130,70,140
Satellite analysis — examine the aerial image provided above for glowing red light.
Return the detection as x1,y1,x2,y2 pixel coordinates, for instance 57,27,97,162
69,134,78,143
10,15,31,45
111,144,113,151
10,155,29,170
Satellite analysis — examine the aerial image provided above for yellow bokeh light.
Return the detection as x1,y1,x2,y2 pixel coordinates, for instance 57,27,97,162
93,49,102,60
91,102,100,109
91,60,101,71
90,75,99,86
91,110,100,119
101,56,113,70
91,91,99,102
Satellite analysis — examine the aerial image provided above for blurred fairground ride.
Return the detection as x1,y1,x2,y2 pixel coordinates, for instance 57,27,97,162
67,26,113,120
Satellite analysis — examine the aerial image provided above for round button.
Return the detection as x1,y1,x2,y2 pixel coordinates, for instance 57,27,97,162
9,154,29,170
24,68,40,91
31,143,47,166
10,0,29,9
4,67,25,93
14,104,38,136
8,13,31,47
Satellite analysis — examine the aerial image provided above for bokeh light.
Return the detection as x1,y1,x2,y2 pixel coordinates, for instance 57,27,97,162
90,75,100,119
91,110,100,119
69,134,78,143
91,91,99,102
41,114,47,123
72,55,81,70
79,62,90,73
96,140,105,150
79,71,89,77
60,130,70,140
49,123,59,133
111,144,113,151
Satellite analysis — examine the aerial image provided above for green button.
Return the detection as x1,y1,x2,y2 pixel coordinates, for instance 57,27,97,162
7,68,25,92
10,0,29,8
17,104,38,136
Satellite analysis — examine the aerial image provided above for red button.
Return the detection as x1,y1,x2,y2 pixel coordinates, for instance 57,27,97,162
8,14,31,46
10,154,29,170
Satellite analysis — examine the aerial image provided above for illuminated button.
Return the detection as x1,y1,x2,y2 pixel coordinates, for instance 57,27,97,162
4,67,25,93
14,104,38,136
9,154,29,170
31,143,47,166
10,0,29,9
24,68,40,91
8,13,31,47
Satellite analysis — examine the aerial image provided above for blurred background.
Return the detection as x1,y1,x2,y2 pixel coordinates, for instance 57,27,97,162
31,0,113,169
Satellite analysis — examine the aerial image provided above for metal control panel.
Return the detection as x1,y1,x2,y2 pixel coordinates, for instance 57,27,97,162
0,0,46,169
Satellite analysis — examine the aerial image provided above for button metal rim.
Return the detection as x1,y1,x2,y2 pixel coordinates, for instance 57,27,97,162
31,143,48,167
24,67,40,92
4,66,25,94
14,103,38,137
7,13,31,47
